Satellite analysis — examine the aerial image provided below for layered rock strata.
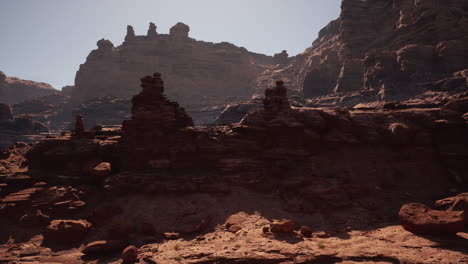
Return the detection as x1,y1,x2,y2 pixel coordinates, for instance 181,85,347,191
257,0,468,104
71,22,274,111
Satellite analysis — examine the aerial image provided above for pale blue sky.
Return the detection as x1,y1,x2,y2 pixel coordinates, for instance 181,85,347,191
0,0,341,89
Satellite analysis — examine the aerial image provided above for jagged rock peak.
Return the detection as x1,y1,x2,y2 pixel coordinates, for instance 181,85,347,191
170,22,190,38
138,72,165,99
96,39,114,50
125,25,136,42
147,22,158,38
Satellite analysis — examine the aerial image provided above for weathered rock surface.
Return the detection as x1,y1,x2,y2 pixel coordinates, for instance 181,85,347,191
0,71,56,105
256,0,468,104
120,72,193,170
71,22,274,112
12,92,72,130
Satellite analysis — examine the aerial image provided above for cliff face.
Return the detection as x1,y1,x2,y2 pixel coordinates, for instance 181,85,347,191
260,0,468,103
0,71,56,105
71,23,275,110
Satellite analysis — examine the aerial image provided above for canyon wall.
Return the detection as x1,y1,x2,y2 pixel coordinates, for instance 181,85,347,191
258,0,468,104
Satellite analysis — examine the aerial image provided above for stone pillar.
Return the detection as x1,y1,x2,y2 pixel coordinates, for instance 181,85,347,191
125,25,136,42
73,115,85,136
147,22,158,39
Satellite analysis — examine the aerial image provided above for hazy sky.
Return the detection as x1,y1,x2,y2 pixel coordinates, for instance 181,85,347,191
0,0,341,89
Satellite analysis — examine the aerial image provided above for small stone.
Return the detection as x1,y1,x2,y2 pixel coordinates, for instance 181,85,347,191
228,224,242,233
90,162,112,177
262,226,270,233
300,226,313,237
122,245,139,263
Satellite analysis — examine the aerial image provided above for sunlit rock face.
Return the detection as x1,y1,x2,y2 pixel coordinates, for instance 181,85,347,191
71,22,275,111
257,0,467,103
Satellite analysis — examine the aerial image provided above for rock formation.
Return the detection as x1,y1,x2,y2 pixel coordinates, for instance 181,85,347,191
256,0,468,104
0,102,51,149
120,73,193,169
12,92,72,130
71,22,274,113
0,71,56,105
3,73,468,263
273,50,289,65
147,22,157,39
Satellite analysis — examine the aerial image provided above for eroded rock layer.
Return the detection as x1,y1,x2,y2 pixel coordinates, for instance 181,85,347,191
71,23,275,110
258,0,468,104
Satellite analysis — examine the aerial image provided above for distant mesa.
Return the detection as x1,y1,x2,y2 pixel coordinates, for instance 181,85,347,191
70,21,276,118
0,71,55,105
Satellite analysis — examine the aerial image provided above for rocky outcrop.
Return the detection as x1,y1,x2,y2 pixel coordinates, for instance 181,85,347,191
0,71,56,105
0,103,51,149
120,73,193,170
71,22,274,112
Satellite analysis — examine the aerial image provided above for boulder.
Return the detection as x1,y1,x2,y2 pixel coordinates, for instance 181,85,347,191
121,245,139,263
83,240,126,255
44,219,92,244
300,226,313,238
270,219,295,234
399,203,464,235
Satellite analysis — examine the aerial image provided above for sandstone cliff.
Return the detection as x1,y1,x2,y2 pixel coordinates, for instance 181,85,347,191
70,22,275,111
257,0,468,105
0,71,56,105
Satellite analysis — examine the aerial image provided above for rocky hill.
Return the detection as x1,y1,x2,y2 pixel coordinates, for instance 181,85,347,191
0,71,56,105
70,22,277,111
257,0,468,105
